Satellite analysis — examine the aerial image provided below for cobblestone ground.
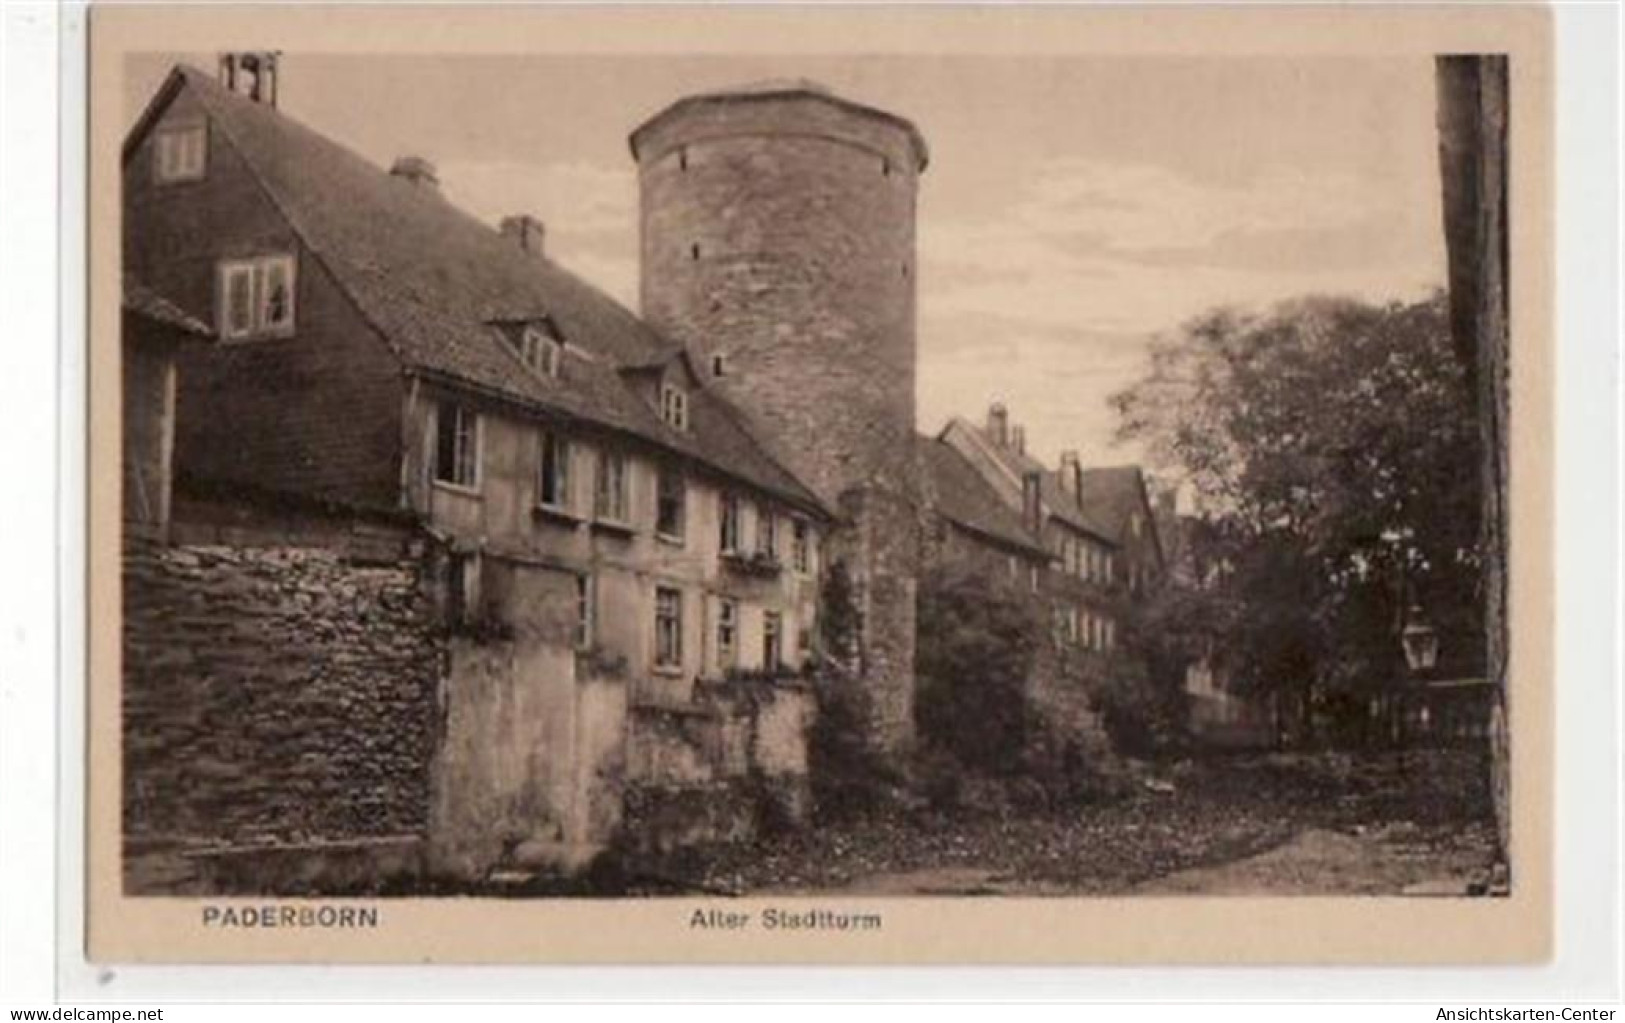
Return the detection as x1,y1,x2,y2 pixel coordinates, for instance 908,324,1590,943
652,748,1500,897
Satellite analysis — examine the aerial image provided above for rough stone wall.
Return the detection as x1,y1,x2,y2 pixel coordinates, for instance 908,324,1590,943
619,681,817,858
122,535,442,854
836,484,921,753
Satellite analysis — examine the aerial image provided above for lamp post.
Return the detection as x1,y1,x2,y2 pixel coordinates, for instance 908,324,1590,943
1401,603,1440,673
1394,603,1438,748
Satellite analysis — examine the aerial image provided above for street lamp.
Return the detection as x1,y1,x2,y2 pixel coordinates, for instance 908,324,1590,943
1400,603,1440,673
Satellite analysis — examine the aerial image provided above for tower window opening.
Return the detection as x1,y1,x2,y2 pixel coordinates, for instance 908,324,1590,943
712,354,726,377
882,157,891,177
690,242,701,261
678,147,688,171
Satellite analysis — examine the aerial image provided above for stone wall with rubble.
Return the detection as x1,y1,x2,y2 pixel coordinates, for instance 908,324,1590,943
616,678,817,864
121,533,443,871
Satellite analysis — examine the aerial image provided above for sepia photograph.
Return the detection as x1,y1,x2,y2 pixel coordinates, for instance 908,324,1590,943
84,4,1556,965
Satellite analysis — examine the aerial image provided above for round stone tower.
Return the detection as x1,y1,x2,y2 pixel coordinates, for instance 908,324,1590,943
631,79,927,505
631,81,929,753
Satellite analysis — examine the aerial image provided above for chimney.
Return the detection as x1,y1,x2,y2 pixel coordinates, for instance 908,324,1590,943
390,156,440,191
500,215,546,258
1021,470,1043,536
219,52,280,107
1059,451,1082,496
1011,425,1026,455
987,403,1009,447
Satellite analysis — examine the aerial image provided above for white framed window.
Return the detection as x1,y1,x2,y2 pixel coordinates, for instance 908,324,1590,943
218,254,296,340
762,610,783,672
660,382,689,431
154,124,207,183
594,449,629,523
433,403,480,490
518,324,562,378
756,505,778,557
656,469,686,540
791,520,811,574
717,598,738,670
538,430,570,510
719,493,743,554
654,586,683,670
1029,565,1040,593
574,574,594,649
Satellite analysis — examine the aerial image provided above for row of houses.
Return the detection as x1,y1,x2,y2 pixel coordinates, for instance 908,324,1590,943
119,55,1171,890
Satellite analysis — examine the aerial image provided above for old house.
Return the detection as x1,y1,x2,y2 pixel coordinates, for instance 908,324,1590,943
122,58,842,884
1071,463,1167,595
939,405,1128,658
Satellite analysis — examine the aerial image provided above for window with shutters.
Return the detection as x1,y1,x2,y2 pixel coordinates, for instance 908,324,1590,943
154,125,207,183
217,254,296,340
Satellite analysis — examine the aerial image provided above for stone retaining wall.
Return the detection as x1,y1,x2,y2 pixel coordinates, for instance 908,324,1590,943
122,535,443,869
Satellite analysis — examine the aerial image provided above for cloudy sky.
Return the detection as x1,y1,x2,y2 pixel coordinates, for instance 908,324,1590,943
127,53,1446,466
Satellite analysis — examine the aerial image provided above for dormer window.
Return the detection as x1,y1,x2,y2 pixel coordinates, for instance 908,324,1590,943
660,382,689,431
510,320,562,378
154,125,207,184
218,254,295,340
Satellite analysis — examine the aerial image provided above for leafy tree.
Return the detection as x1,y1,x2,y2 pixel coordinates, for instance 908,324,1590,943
914,559,1043,772
1110,293,1481,739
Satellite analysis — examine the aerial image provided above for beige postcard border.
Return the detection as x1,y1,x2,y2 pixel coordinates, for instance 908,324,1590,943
85,3,1555,965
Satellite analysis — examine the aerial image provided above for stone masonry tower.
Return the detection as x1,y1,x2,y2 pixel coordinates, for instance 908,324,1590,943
631,81,928,755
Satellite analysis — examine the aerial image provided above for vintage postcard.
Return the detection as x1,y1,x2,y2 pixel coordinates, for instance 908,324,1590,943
86,4,1554,964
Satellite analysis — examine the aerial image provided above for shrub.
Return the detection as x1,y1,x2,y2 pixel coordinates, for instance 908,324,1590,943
914,560,1042,774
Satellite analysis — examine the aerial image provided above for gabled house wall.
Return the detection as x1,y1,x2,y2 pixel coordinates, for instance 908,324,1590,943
124,84,407,511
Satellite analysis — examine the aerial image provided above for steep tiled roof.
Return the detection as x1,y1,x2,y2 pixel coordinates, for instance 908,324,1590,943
139,65,827,518
943,417,1118,544
123,276,213,338
1077,466,1152,541
916,435,1048,558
